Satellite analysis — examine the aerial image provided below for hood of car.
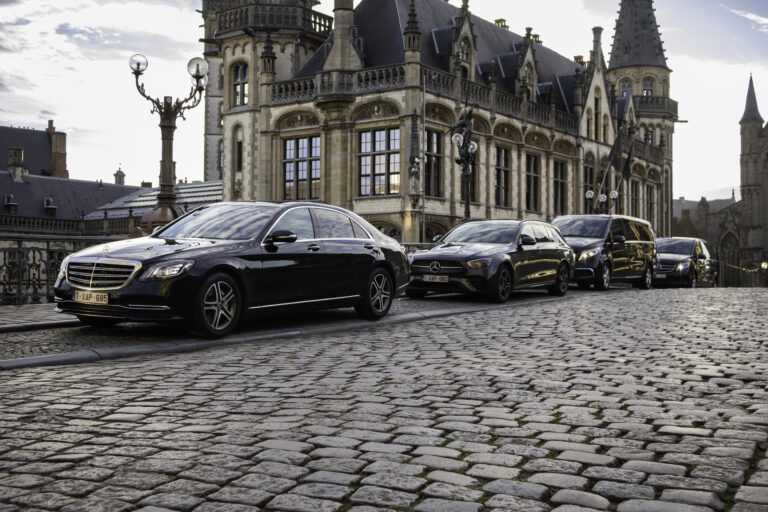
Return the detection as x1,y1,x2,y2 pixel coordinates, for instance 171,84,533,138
657,252,691,264
563,237,603,252
70,236,239,262
415,242,509,261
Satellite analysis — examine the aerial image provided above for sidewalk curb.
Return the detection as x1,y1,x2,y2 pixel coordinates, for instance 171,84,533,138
0,296,565,371
0,320,82,334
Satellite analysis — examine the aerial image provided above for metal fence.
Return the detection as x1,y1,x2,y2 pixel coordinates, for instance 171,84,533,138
0,235,125,305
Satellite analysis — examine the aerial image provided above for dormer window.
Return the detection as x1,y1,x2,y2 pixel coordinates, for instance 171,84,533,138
458,39,470,61
621,79,632,97
4,194,18,215
43,196,57,217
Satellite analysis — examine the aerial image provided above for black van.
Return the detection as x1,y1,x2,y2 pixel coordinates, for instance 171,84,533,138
552,215,656,290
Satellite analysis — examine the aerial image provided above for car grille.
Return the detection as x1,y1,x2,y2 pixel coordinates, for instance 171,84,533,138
411,260,466,276
67,260,140,290
656,263,677,272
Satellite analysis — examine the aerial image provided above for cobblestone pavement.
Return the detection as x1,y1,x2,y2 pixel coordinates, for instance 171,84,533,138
1,287,767,512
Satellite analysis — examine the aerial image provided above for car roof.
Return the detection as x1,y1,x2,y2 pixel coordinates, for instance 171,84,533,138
553,214,651,225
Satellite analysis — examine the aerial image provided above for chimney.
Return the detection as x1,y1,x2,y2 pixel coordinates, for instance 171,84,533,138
592,26,603,55
47,119,69,179
141,181,152,188
495,19,508,30
8,147,24,181
574,55,585,66
114,167,125,185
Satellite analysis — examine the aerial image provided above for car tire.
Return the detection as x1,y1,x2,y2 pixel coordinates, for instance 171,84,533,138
77,316,120,328
355,267,394,320
577,282,592,290
406,288,428,299
686,271,697,289
638,264,652,290
594,262,611,291
187,272,241,338
489,264,513,303
548,264,570,296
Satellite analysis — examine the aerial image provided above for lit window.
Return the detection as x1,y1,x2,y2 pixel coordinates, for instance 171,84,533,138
284,136,320,200
359,128,400,196
232,63,248,106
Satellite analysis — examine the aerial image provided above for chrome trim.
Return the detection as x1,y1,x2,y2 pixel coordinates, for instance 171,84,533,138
65,257,142,291
57,302,170,312
249,294,361,310
260,205,373,246
126,304,172,311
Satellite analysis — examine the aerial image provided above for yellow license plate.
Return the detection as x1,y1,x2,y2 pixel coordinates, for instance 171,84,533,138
74,291,108,305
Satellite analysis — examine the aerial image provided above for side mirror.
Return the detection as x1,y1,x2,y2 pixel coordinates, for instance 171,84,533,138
697,253,706,260
152,226,162,235
519,234,537,246
266,230,297,244
433,235,442,243
611,235,626,244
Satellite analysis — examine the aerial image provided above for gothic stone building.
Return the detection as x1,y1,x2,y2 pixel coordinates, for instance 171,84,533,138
200,0,677,242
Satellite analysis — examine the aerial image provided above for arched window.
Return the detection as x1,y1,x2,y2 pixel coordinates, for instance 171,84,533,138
642,77,654,97
621,79,632,97
645,127,654,145
593,90,601,141
586,109,593,139
232,63,248,106
458,39,470,61
603,115,610,144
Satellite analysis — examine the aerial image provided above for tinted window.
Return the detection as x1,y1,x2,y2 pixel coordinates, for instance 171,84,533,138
519,224,535,242
271,208,315,240
314,208,355,238
637,223,654,242
701,242,711,259
625,221,642,242
351,221,370,239
610,219,626,239
548,226,566,245
441,222,520,244
533,224,551,243
159,204,279,240
552,217,609,238
657,239,695,255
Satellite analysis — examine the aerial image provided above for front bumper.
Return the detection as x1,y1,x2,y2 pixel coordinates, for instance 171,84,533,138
652,269,689,286
407,273,492,295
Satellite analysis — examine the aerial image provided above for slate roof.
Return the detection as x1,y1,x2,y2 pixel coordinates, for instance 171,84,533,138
297,0,585,104
0,126,52,176
0,171,142,220
608,0,668,70
84,180,223,220
740,75,763,124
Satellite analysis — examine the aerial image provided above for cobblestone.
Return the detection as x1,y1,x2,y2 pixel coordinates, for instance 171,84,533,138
1,289,767,511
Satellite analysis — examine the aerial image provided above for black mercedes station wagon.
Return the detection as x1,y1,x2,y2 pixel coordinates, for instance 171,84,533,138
54,202,409,338
653,237,718,288
406,220,575,302
552,214,656,290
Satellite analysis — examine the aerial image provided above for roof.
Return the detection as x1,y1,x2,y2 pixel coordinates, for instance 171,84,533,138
672,197,735,219
297,0,584,100
740,75,763,124
0,126,52,176
0,172,142,219
608,0,669,71
85,180,223,220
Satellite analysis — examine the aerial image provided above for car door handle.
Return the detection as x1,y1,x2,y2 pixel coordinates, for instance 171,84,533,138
364,244,378,251
307,244,321,252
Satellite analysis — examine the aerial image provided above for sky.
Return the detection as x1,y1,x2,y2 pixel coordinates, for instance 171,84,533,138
1,0,767,201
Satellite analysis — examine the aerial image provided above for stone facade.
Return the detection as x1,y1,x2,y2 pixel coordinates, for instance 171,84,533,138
201,0,676,242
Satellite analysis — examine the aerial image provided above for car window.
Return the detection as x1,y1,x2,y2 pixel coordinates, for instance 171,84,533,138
313,208,355,239
533,224,551,243
519,224,535,243
552,217,609,238
694,242,703,258
610,218,626,239
159,203,279,240
271,207,315,240
700,242,711,259
625,221,643,242
548,226,566,245
638,223,654,242
351,220,370,239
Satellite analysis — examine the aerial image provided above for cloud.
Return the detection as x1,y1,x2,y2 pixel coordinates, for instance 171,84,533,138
723,6,768,32
54,23,198,60
0,0,22,5
40,110,57,116
0,18,30,26
0,77,7,92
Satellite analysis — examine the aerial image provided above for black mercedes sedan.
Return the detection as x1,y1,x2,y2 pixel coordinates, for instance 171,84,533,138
406,220,575,302
653,237,718,287
54,202,409,337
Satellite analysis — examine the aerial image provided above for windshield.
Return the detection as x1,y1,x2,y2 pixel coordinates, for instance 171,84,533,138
657,239,695,255
441,222,520,244
158,203,280,240
552,217,609,238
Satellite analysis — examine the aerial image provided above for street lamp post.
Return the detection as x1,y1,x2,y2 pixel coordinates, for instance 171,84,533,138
128,54,209,233
451,105,478,222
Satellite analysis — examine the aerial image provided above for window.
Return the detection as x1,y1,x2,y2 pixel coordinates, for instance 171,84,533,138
218,104,223,128
631,181,640,217
458,39,470,61
272,207,315,240
621,79,632,97
594,94,600,141
359,128,400,196
583,163,595,214
232,63,248,106
495,147,510,207
233,127,243,173
646,127,654,145
525,154,540,212
314,208,355,238
610,218,626,240
425,130,442,197
520,223,535,242
645,185,655,225
284,136,320,200
642,78,654,96
586,110,593,139
533,223,551,243
217,141,224,175
553,161,567,216
462,143,479,203
603,115,610,144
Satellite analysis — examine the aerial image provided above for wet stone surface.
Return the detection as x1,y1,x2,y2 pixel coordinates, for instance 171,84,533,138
0,288,767,511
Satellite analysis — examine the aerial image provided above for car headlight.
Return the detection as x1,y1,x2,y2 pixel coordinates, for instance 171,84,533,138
56,255,71,283
467,258,492,269
676,261,690,272
578,249,599,262
141,260,194,281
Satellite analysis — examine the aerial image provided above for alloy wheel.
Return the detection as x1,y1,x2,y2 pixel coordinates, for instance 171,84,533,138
369,272,392,314
498,267,512,299
558,266,569,294
203,280,237,331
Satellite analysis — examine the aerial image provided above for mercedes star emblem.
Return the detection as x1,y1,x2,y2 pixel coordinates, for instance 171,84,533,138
429,261,441,273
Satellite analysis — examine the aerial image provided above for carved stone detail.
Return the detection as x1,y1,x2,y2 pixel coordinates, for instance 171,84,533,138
494,124,522,142
352,102,399,122
525,132,550,150
553,139,576,156
425,104,454,125
278,112,320,130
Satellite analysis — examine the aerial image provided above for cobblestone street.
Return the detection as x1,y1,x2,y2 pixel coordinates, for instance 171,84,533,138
1,288,767,512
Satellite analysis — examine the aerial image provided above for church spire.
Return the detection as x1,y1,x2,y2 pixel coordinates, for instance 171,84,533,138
609,0,668,70
740,75,763,125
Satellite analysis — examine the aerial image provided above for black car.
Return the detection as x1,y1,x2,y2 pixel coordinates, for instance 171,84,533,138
552,214,656,290
54,202,409,337
653,237,718,287
406,220,575,302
